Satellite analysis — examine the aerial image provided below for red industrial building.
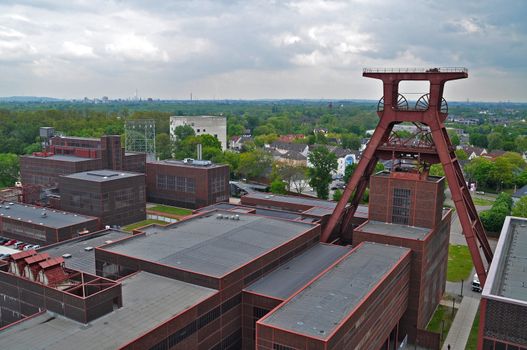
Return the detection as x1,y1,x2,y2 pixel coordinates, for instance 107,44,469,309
58,170,146,227
20,134,146,187
0,67,500,350
354,171,452,343
478,216,527,349
146,159,229,209
0,202,99,245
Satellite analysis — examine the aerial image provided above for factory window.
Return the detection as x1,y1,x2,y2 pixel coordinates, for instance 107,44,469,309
157,174,167,190
197,129,200,132
211,174,226,194
273,344,296,350
2,222,46,241
114,188,136,209
392,188,411,225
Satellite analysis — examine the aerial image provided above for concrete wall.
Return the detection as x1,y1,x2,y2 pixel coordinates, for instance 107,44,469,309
170,116,227,150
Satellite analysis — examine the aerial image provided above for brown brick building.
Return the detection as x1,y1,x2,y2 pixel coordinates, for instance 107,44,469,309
146,159,229,209
354,171,452,344
20,135,146,187
0,202,99,245
58,170,146,227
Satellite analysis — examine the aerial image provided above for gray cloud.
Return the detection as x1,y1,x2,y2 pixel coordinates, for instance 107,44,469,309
0,0,525,101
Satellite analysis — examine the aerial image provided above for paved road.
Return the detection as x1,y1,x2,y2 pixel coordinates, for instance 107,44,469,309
441,296,480,350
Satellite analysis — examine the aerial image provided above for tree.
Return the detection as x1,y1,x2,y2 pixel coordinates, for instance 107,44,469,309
307,146,337,199
480,192,513,232
469,133,488,148
487,132,503,151
429,164,445,177
344,163,358,183
274,162,307,192
333,189,343,201
512,196,527,218
450,133,460,147
515,135,527,153
220,151,241,178
0,154,19,188
173,125,195,141
465,157,495,188
290,166,309,194
238,149,272,180
341,133,361,150
155,133,173,160
455,149,468,160
270,178,287,194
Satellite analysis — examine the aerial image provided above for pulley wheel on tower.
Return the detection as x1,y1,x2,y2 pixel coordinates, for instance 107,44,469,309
377,94,408,113
415,93,448,114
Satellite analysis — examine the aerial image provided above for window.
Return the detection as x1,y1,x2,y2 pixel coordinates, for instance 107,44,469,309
197,128,200,132
273,344,296,350
203,128,206,132
392,188,411,225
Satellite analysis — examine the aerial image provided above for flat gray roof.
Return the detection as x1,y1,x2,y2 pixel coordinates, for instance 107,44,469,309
148,159,226,169
242,192,369,218
22,154,93,162
40,229,130,274
260,243,410,339
0,271,217,350
105,210,315,277
484,216,527,305
244,192,337,209
197,203,302,221
0,203,97,229
62,170,143,182
357,220,430,240
245,243,351,300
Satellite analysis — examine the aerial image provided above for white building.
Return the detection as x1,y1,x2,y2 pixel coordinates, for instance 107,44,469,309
170,115,227,150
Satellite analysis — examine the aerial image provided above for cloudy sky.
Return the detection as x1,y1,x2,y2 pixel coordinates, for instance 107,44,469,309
0,0,525,101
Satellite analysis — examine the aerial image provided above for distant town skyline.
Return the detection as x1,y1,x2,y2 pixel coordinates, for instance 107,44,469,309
0,0,526,102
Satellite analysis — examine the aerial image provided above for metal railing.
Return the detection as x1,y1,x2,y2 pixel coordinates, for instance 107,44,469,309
363,67,468,74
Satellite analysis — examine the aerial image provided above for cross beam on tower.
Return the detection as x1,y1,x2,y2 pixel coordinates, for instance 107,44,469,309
321,67,493,286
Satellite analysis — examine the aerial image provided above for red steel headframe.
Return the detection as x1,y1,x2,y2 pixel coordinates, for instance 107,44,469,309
321,67,492,286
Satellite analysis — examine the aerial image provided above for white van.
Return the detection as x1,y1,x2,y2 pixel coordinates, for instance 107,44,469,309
472,273,482,292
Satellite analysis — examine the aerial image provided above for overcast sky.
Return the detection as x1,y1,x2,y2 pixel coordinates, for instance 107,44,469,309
0,0,525,101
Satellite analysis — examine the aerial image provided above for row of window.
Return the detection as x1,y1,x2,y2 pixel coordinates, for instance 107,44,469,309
211,174,227,194
156,174,196,193
392,188,411,225
3,221,47,241
148,294,242,350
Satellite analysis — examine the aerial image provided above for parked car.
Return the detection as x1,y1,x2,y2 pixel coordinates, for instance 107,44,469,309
472,274,482,292
4,239,17,246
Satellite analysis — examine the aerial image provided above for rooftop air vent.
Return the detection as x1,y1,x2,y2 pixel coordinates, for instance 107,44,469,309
4,206,9,209
216,214,223,219
62,253,72,259
84,247,94,251
41,212,47,218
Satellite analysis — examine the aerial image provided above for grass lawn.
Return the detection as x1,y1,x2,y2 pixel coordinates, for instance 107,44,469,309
447,244,474,282
122,219,166,232
149,204,192,216
465,308,480,350
472,197,494,206
427,305,457,347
